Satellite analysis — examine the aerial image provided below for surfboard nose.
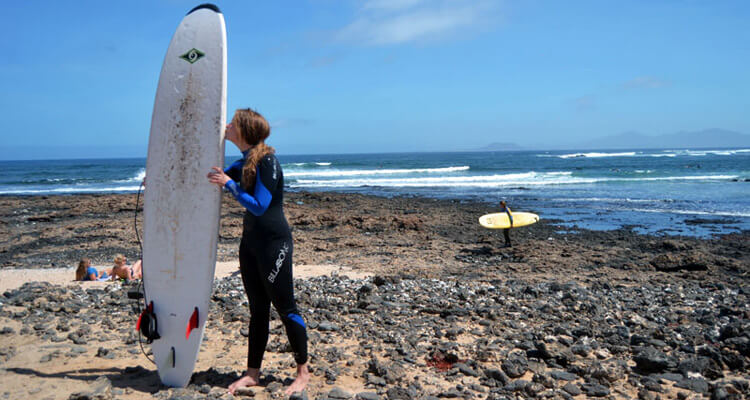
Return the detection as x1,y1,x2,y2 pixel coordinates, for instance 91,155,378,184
187,3,221,15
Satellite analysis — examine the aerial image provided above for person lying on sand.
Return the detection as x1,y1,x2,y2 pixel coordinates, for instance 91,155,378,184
110,254,143,281
75,258,110,281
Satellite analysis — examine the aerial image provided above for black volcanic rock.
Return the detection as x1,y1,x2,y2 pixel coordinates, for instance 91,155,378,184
633,347,676,373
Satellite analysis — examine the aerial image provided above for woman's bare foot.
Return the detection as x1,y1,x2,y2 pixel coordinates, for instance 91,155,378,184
285,363,310,395
228,368,261,395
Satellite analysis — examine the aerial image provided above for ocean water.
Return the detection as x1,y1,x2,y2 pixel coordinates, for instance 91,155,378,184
1,148,748,237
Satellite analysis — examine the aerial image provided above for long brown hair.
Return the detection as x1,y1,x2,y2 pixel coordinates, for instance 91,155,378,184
76,258,91,281
234,108,275,188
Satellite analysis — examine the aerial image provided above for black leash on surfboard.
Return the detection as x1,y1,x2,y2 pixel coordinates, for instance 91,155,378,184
131,180,156,365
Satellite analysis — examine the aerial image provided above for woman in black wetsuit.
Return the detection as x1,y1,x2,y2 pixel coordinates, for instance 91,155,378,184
207,109,309,395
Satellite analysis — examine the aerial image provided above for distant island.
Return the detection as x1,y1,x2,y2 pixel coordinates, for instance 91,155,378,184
475,128,750,151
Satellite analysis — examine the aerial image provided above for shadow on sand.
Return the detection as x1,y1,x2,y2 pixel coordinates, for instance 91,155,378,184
5,365,241,395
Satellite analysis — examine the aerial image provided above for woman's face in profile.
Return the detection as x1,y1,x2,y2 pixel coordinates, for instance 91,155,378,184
225,117,239,143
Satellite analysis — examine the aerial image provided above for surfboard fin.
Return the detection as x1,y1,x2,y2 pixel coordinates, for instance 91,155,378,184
136,309,144,331
136,301,161,343
186,307,199,339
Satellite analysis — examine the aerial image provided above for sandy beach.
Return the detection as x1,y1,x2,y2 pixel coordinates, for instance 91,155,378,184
0,192,748,399
0,262,371,295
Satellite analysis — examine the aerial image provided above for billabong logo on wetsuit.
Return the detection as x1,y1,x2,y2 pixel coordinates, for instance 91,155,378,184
267,242,290,283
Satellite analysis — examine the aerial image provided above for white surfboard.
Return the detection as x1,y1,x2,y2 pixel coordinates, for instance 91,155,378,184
143,4,226,387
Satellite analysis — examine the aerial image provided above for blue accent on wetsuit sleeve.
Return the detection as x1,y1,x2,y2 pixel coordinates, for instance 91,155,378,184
223,159,242,174
224,150,250,180
224,159,244,181
286,313,306,329
224,172,272,216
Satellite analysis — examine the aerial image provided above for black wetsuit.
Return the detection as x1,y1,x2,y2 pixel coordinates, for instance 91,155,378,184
500,204,513,247
224,152,307,368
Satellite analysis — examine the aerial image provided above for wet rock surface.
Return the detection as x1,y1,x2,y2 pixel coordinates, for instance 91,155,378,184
2,192,748,281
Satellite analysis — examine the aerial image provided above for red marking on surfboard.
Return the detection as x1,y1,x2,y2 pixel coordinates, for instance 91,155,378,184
186,307,199,339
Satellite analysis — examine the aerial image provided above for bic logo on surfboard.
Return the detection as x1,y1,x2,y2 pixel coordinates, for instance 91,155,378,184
179,48,205,64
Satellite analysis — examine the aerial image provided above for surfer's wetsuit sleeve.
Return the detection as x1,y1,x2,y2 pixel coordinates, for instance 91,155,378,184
224,156,279,217
224,158,244,182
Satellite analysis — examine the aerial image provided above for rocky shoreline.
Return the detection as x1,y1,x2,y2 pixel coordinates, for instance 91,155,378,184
0,192,748,399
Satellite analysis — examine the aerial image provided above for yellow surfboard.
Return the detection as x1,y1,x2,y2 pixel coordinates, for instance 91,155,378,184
479,212,539,229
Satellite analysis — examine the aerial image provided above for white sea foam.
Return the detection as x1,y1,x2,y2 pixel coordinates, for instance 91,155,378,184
633,175,738,182
289,172,738,188
542,149,750,159
285,165,470,178
286,162,333,167
551,197,668,203
630,208,750,218
0,186,140,195
115,169,146,183
557,152,637,159
660,149,750,157
646,153,678,158
292,171,576,188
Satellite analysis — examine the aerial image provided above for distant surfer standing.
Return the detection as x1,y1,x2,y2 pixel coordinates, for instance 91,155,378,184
207,109,309,395
500,200,512,247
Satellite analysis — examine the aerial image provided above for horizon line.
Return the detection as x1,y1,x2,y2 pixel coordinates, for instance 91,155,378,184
2,145,750,162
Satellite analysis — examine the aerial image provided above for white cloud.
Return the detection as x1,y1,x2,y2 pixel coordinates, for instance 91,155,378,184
337,0,499,45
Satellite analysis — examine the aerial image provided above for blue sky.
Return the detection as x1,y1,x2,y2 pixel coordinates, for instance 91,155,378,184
1,0,749,159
